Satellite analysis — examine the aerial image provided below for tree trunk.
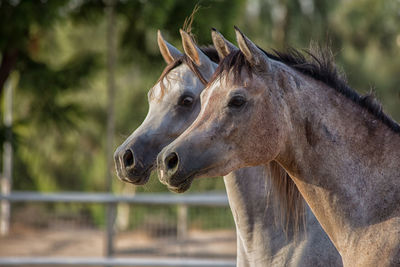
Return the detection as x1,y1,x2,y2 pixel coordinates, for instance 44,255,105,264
0,49,18,98
1,73,15,236
105,0,117,258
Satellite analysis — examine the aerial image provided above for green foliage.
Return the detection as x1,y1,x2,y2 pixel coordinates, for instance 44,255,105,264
0,0,70,51
330,0,400,120
70,0,245,65
190,206,235,229
0,0,101,190
17,52,99,129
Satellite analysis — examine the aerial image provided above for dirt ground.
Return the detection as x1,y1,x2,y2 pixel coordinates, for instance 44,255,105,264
0,223,236,260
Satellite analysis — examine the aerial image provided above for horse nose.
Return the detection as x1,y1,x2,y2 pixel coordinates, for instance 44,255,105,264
158,151,179,181
165,152,179,172
123,149,136,170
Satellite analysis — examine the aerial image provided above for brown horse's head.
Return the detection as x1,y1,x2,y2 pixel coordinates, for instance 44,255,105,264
157,28,290,192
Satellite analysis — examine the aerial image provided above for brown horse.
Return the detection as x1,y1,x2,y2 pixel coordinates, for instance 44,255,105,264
157,28,400,266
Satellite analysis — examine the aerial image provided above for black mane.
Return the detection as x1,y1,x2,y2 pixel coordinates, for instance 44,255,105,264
200,45,220,63
211,46,400,134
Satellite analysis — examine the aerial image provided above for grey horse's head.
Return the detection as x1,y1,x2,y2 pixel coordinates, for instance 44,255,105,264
114,29,231,185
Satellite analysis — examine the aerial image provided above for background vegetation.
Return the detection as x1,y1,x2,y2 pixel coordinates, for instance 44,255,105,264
1,0,399,228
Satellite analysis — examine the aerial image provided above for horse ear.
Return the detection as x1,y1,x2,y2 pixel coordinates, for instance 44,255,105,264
234,26,270,71
180,29,212,68
211,28,237,60
157,30,182,64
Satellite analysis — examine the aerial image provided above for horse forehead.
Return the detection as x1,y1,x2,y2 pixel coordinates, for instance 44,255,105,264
201,77,230,104
203,73,252,96
224,68,274,94
151,64,203,100
169,64,204,91
172,63,190,78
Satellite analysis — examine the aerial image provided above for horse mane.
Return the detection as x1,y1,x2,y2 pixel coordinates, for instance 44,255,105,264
266,161,306,237
211,46,400,133
149,46,219,100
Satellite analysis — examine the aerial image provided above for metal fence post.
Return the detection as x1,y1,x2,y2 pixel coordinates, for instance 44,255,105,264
104,0,116,261
177,204,188,241
105,202,116,257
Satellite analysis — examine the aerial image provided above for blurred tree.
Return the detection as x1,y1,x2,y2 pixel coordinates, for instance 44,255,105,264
0,1,99,142
70,0,245,64
330,0,400,120
243,0,336,49
0,1,100,190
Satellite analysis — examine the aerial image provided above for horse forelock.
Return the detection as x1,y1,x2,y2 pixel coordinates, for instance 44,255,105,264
150,46,219,101
209,50,253,86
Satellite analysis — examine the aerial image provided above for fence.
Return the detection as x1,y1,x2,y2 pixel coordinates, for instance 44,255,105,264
0,191,236,267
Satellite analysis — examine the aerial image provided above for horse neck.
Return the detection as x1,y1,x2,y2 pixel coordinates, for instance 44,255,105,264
276,72,400,258
223,166,301,258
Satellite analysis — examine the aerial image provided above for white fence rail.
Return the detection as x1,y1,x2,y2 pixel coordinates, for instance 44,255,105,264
0,191,229,205
0,191,234,267
0,257,236,266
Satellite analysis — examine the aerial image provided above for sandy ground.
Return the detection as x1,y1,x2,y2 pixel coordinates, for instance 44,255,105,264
0,224,236,260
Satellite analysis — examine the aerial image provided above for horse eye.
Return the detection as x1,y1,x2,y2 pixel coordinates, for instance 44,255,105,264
228,95,246,109
179,95,194,107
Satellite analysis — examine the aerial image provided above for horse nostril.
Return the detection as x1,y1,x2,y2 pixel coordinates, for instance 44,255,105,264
123,149,135,168
165,152,179,171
